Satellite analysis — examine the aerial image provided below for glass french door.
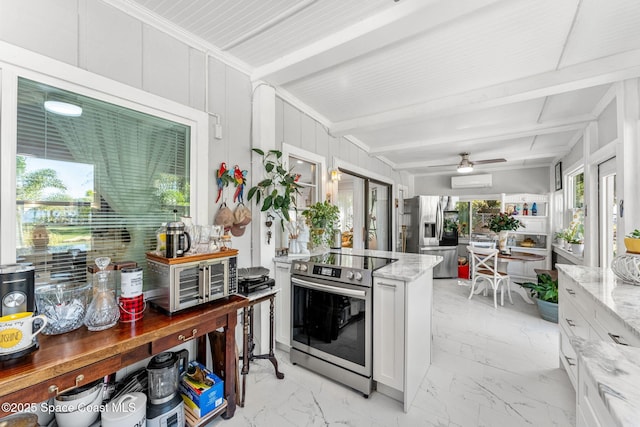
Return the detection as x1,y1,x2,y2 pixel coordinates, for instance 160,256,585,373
336,171,391,251
599,157,617,268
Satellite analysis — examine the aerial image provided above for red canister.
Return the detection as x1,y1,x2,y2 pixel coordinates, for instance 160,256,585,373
118,294,145,322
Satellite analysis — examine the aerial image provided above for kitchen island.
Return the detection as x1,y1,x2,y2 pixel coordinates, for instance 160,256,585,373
556,264,640,426
274,248,442,412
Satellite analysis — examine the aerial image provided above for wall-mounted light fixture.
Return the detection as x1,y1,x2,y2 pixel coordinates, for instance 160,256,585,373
329,168,341,182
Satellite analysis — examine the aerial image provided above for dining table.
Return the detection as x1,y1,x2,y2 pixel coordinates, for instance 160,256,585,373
469,249,546,304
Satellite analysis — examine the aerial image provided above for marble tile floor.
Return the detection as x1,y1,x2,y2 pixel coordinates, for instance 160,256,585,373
211,279,575,427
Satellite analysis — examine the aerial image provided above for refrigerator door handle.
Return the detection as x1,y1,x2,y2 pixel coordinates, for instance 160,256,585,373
435,202,443,241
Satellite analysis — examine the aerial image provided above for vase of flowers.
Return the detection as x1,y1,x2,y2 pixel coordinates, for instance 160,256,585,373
488,212,523,252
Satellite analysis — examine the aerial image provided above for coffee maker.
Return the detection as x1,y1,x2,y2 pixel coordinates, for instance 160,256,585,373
146,350,188,427
0,263,39,361
0,264,35,316
165,221,191,258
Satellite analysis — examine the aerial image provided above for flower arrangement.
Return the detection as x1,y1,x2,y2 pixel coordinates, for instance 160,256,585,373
564,211,584,244
488,212,523,233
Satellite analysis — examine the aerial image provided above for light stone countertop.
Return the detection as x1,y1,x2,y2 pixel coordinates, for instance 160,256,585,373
556,264,640,342
572,337,640,427
274,247,442,282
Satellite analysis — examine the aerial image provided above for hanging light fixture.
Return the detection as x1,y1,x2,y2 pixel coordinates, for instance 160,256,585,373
456,154,474,173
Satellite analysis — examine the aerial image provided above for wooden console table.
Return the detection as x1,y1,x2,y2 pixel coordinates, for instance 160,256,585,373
0,295,248,419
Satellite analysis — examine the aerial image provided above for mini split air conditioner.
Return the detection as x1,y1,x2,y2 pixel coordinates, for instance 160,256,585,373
451,174,492,189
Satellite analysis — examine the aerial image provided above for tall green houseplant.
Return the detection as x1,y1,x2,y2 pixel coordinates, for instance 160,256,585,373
247,149,302,230
301,201,340,249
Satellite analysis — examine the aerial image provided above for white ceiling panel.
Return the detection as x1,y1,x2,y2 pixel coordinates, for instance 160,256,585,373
226,0,393,66
118,0,638,175
130,0,295,48
539,84,611,121
560,0,640,67
355,98,546,148
282,0,579,122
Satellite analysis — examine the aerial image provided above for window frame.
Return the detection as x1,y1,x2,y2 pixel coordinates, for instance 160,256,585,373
567,168,585,210
0,44,209,264
282,143,326,211
456,197,502,239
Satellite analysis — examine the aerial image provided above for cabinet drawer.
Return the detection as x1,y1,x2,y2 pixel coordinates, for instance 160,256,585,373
2,356,121,410
560,282,591,316
559,298,590,341
151,322,213,353
592,305,640,347
559,329,577,389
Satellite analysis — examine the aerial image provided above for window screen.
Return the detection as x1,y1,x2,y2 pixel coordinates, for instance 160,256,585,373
16,77,191,285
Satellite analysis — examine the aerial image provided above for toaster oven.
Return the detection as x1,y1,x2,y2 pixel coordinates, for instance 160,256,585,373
146,250,238,314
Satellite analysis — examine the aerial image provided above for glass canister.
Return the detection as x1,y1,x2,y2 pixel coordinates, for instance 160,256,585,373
220,233,232,251
84,257,120,331
155,223,167,255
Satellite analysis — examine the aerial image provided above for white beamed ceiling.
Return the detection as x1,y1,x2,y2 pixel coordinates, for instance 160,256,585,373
122,0,640,175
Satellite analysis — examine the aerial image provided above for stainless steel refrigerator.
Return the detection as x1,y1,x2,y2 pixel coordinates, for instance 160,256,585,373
403,196,459,278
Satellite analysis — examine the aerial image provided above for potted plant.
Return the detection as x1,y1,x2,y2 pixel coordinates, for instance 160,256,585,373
565,219,584,256
521,273,558,323
488,212,523,251
300,201,340,250
624,229,640,254
554,230,567,248
247,149,303,230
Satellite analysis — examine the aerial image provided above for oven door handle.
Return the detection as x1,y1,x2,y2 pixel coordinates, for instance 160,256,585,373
291,277,366,299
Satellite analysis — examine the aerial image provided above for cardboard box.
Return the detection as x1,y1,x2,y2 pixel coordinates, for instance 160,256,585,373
180,361,224,417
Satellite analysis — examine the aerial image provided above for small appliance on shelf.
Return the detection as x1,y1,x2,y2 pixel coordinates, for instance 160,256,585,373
145,250,238,314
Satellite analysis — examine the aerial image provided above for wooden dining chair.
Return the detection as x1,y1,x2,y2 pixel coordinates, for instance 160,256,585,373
466,245,512,308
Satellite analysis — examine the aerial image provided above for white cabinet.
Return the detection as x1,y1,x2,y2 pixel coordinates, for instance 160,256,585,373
373,273,433,413
274,261,291,350
577,360,617,427
373,278,405,391
558,269,640,390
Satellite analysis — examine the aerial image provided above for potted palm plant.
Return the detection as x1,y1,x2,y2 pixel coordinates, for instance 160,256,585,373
300,201,340,250
521,273,558,323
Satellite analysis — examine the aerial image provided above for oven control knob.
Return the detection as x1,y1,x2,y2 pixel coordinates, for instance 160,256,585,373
354,272,363,281
346,271,354,280
299,264,308,272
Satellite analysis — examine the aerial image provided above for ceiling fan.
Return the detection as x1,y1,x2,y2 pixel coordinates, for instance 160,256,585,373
454,152,506,174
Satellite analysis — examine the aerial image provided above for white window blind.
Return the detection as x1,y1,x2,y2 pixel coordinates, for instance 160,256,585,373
16,77,191,285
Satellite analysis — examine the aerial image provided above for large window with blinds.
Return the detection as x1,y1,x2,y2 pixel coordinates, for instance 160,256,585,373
17,77,191,284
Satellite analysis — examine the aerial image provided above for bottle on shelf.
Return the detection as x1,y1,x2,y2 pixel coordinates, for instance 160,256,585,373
531,202,537,216
523,203,529,215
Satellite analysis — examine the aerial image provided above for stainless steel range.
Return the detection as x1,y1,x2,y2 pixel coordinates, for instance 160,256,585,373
290,252,396,397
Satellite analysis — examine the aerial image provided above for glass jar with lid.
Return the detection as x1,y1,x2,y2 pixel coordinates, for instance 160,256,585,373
220,234,232,251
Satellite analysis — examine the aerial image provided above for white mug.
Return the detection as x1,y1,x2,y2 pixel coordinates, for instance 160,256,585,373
0,312,48,354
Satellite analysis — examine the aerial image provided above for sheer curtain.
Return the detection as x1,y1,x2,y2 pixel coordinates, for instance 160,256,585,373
17,77,190,282
49,109,186,262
